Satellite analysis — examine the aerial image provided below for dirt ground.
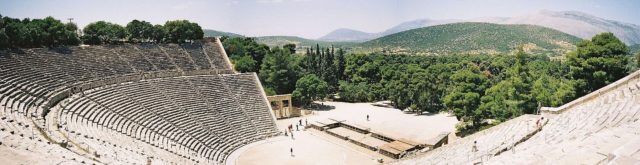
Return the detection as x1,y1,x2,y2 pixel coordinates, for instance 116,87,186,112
229,101,459,165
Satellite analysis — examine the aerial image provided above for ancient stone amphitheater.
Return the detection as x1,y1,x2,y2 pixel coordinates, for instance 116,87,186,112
0,38,279,164
1,38,639,165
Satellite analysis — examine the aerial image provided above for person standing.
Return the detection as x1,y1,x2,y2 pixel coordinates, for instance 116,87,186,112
366,114,370,121
472,141,478,152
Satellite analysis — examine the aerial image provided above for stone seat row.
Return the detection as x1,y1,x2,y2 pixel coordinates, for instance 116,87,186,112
486,74,640,164
0,40,232,120
393,114,539,165
57,73,278,164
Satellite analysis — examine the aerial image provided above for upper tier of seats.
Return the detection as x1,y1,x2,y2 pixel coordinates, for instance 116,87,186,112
488,70,640,164
395,70,640,164
0,39,233,119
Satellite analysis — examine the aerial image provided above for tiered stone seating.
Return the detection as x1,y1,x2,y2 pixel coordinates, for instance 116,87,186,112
57,73,278,164
487,71,640,164
220,74,279,137
181,43,212,70
203,41,233,70
160,44,198,71
0,38,276,164
393,114,539,164
135,44,178,71
109,44,157,72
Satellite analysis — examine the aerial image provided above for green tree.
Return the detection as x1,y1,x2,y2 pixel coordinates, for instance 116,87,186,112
0,15,10,49
443,65,488,125
63,22,81,46
233,55,257,73
150,24,166,43
479,76,531,121
126,20,154,42
259,47,301,94
531,74,576,107
0,15,79,48
566,32,629,96
335,48,346,80
292,74,329,105
283,43,296,54
164,20,203,43
82,21,126,45
636,52,640,68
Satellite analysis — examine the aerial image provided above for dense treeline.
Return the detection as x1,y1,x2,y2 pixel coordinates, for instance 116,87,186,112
82,19,203,45
0,14,203,49
0,14,80,49
222,37,346,105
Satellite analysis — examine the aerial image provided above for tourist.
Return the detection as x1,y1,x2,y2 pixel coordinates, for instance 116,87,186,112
290,147,293,157
472,141,478,152
299,119,302,126
296,124,299,131
305,119,308,126
367,114,370,121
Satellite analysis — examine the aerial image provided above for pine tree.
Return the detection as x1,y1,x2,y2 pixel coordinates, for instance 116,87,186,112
335,48,346,81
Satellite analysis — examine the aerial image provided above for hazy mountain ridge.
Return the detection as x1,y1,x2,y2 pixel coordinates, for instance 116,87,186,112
317,28,378,42
319,10,640,45
482,10,640,45
317,19,458,42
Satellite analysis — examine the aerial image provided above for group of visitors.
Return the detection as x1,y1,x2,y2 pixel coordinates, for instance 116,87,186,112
288,118,309,157
285,118,309,140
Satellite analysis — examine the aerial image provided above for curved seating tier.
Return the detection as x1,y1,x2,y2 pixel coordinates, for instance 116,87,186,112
0,39,280,164
396,70,640,164
58,73,279,164
0,40,232,119
488,71,640,164
393,115,539,164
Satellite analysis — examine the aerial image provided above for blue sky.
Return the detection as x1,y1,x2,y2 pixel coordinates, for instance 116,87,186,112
1,0,639,38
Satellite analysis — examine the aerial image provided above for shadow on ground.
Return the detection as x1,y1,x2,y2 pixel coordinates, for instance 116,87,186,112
303,102,336,111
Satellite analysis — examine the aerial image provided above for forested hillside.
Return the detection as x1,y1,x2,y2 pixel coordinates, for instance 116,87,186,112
357,22,581,56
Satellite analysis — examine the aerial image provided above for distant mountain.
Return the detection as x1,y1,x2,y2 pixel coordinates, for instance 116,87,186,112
379,19,459,36
319,10,640,45
318,28,376,42
475,10,640,45
255,36,357,49
203,29,243,38
357,22,581,55
318,19,457,42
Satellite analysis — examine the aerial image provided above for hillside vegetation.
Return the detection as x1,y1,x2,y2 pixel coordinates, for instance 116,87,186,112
255,36,357,49
631,44,640,54
203,29,243,38
357,22,581,56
